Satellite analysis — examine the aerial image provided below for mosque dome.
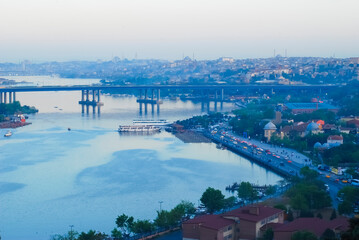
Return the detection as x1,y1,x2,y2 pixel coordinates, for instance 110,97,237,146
322,143,330,149
264,122,277,130
307,122,320,132
314,142,322,148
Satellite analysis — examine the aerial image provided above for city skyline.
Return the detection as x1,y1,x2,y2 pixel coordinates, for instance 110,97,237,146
0,0,358,62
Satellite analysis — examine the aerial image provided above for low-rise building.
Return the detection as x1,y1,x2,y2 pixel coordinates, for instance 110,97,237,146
182,205,284,240
284,103,338,114
272,217,349,240
182,214,235,240
327,135,343,146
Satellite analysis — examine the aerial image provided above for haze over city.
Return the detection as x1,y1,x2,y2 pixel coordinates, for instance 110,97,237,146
1,0,359,62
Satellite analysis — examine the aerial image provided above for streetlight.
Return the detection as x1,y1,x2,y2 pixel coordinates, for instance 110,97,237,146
69,225,74,240
158,201,163,211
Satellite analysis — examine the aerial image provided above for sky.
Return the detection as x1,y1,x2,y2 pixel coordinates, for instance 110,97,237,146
0,0,358,62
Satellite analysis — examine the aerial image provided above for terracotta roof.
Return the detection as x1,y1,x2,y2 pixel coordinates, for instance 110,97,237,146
328,135,343,141
260,222,283,231
281,122,309,133
274,217,349,237
223,205,283,223
322,124,336,130
183,214,234,231
347,119,359,127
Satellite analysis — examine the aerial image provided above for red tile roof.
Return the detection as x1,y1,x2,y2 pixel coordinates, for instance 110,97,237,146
328,135,343,141
281,122,309,133
223,205,283,222
183,214,234,230
347,119,359,127
274,217,349,236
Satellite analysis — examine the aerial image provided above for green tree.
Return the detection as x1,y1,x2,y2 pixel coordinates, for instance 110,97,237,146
287,209,294,222
111,228,122,240
338,200,353,215
131,220,154,235
154,210,172,228
320,228,336,240
115,214,134,237
265,185,277,196
341,217,359,240
300,166,319,181
77,230,107,240
291,194,309,211
200,187,225,214
223,196,237,210
50,231,79,240
330,209,337,220
237,182,257,202
262,228,274,240
291,231,318,240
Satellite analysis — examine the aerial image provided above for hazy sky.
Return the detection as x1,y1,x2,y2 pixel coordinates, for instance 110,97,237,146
0,0,358,62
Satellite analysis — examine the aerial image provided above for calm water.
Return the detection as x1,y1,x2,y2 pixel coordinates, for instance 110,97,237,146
0,77,282,240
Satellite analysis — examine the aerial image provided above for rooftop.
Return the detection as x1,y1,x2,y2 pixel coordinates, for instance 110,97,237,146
285,103,338,110
183,214,234,231
274,217,349,237
223,205,283,223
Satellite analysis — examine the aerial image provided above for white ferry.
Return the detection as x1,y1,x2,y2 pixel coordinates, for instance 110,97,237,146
4,131,12,137
118,125,161,132
133,119,170,126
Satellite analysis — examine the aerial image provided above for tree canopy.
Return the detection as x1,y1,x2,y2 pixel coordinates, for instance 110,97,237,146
200,187,225,213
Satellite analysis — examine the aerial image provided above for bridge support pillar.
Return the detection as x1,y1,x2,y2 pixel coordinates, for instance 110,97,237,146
81,90,85,101
157,89,160,101
13,92,16,102
0,92,2,103
221,88,224,101
86,90,89,101
4,92,7,104
151,89,154,100
97,90,100,102
92,90,96,102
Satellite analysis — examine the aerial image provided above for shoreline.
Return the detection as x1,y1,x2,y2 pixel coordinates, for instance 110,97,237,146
0,121,31,129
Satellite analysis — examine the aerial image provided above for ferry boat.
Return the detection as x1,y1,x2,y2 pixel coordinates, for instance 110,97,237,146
133,119,170,126
4,131,12,137
118,125,161,132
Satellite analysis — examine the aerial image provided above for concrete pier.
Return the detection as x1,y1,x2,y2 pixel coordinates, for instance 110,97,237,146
79,89,103,107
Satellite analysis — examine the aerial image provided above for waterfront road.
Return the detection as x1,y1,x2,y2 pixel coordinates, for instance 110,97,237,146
205,129,348,207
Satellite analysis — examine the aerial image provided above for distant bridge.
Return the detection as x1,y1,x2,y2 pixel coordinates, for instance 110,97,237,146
0,84,337,104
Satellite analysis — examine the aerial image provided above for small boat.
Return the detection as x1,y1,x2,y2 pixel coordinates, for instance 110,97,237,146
4,131,12,137
68,128,71,131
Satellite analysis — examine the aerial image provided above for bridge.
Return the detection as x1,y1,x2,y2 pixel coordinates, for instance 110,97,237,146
0,84,336,103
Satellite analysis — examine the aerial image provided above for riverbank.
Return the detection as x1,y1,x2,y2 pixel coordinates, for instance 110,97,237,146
174,130,211,143
203,131,300,178
0,121,31,128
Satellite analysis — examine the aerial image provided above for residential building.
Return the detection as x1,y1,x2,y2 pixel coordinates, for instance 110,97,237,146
182,205,284,240
272,217,349,240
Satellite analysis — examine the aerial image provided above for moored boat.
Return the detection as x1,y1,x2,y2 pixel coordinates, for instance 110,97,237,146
132,119,170,126
118,125,161,132
4,131,12,137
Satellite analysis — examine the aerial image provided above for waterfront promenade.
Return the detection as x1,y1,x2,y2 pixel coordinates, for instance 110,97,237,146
205,130,301,178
